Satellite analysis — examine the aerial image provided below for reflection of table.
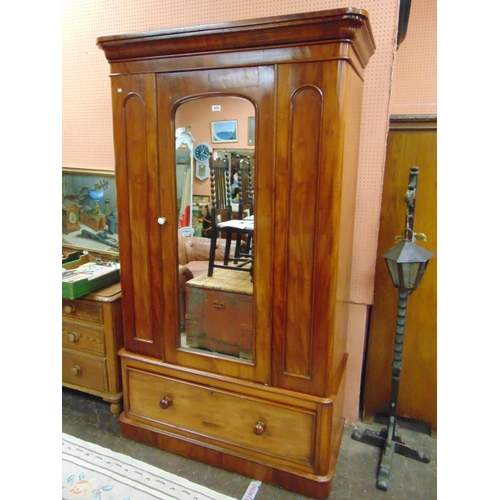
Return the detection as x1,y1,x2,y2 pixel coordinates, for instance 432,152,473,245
215,218,254,275
218,219,254,231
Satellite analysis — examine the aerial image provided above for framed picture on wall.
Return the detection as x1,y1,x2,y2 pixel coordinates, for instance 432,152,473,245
62,167,119,257
248,117,255,145
211,120,238,143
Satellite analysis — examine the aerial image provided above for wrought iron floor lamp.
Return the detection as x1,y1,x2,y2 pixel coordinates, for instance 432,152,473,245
352,166,434,491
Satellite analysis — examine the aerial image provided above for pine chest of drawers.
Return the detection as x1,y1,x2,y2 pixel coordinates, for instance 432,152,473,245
62,282,124,413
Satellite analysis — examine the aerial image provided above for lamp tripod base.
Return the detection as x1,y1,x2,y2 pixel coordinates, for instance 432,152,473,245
351,417,430,491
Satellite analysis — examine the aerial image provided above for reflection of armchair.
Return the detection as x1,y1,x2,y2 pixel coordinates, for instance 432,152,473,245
178,230,234,278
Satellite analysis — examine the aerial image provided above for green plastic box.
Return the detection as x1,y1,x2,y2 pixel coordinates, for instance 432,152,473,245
62,256,120,299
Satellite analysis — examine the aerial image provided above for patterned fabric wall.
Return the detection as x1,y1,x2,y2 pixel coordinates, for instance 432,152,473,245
62,0,436,304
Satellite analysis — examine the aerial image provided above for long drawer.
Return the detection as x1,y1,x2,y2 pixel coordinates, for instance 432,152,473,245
62,350,107,392
126,368,315,467
62,320,105,355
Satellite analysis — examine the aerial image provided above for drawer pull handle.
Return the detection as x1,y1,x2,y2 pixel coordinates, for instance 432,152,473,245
63,304,76,314
213,300,225,309
253,421,266,435
69,365,81,376
67,332,79,343
159,396,172,409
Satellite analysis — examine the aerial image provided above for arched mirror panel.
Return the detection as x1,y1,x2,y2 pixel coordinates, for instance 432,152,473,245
175,96,256,363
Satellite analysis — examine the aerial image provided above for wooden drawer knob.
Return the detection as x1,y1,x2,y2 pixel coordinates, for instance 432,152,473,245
254,421,266,435
159,396,172,409
69,365,81,376
67,332,79,343
63,304,76,314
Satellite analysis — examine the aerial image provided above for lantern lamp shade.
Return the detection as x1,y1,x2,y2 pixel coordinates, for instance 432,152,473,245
382,241,434,291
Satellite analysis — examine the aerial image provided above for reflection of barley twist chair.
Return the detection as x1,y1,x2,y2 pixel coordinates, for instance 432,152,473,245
233,155,254,260
207,153,254,277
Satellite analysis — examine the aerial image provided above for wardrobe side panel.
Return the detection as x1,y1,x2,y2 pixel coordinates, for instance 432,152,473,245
273,61,344,397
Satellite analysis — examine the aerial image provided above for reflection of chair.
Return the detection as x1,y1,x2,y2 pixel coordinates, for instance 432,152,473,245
234,155,254,259
207,154,254,277
235,155,254,218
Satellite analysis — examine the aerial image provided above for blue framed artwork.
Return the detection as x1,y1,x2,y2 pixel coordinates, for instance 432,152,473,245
211,120,238,143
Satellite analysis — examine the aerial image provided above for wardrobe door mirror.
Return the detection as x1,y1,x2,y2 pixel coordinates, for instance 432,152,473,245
175,96,256,362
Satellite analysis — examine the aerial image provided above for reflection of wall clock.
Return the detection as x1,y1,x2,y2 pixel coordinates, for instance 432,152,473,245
194,142,212,181
194,142,211,162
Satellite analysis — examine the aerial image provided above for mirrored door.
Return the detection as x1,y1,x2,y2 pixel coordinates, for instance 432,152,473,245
156,66,275,383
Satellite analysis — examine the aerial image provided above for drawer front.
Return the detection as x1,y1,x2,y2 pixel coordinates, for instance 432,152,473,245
62,350,107,392
62,299,103,324
185,287,253,358
127,368,315,467
62,320,105,355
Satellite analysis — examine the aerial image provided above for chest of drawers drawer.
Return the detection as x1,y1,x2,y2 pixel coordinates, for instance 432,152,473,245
62,349,107,392
126,367,315,467
63,298,103,323
62,320,105,355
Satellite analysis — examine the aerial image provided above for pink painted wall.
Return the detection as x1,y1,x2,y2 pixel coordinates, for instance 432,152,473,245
62,0,437,423
390,0,437,115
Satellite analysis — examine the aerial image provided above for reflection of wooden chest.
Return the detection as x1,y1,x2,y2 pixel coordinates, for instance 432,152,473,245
185,269,253,359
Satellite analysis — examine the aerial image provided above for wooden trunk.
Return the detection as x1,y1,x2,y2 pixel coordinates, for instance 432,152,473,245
185,269,253,359
97,9,375,499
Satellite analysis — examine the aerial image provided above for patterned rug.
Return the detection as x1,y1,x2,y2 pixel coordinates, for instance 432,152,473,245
62,433,237,500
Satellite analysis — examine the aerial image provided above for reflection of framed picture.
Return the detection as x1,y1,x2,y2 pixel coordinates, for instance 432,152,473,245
211,120,238,143
176,149,190,165
62,167,119,257
248,117,255,145
193,195,210,206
